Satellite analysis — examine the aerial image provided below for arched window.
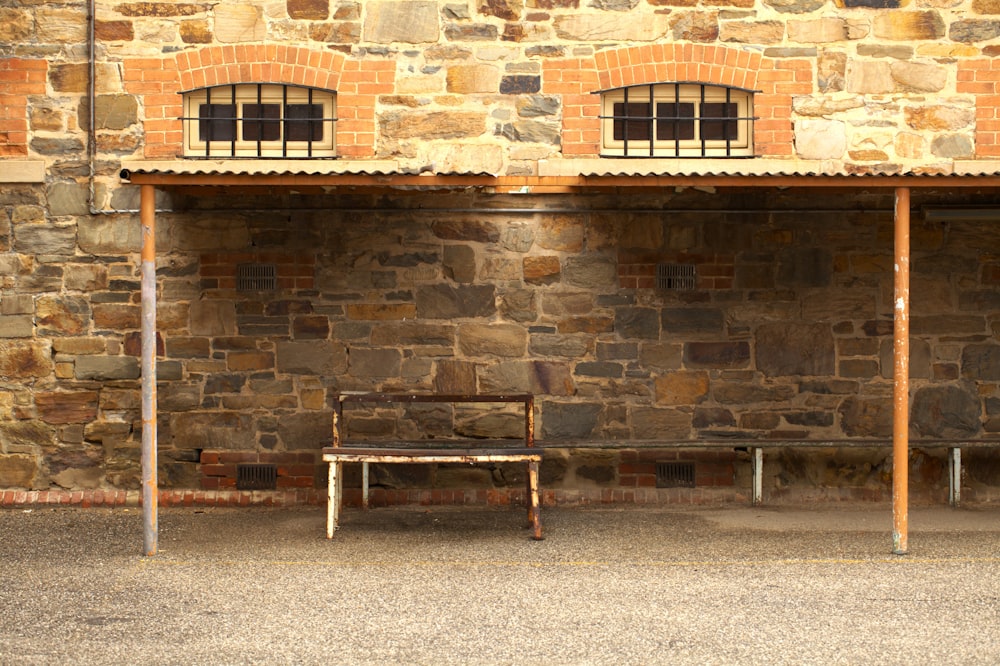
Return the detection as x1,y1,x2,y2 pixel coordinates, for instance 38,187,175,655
182,84,337,158
600,83,754,158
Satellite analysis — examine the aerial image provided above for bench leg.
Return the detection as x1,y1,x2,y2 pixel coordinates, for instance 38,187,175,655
751,447,763,506
527,460,543,540
362,461,370,510
949,447,961,507
326,461,342,539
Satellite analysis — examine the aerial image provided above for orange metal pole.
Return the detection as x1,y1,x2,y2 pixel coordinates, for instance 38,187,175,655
892,187,910,555
140,184,158,556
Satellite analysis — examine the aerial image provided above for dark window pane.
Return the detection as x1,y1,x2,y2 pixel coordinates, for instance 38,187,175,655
285,104,324,142
700,102,738,141
655,102,695,141
198,104,236,142
612,102,652,142
242,103,281,141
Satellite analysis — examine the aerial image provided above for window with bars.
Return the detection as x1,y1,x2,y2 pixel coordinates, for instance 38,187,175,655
600,83,755,158
182,84,337,158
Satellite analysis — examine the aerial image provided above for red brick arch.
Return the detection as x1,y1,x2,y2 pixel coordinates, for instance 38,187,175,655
124,45,394,158
542,43,806,158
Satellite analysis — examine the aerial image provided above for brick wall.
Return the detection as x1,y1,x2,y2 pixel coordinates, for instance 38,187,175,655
123,45,393,159
958,58,1000,159
0,58,47,157
542,44,802,158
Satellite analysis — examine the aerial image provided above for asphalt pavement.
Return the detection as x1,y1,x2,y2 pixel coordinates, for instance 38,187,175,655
2,502,999,665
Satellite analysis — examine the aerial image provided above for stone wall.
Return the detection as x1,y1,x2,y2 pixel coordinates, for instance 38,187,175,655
6,186,997,501
4,1,1000,502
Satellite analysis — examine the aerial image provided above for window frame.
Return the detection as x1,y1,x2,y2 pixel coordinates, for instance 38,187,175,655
181,83,337,158
599,83,755,158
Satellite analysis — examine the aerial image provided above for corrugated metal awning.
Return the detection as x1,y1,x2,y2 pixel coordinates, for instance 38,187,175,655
118,158,1000,190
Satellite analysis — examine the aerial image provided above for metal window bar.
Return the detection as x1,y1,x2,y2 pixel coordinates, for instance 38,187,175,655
599,83,757,158
182,84,338,159
699,84,706,157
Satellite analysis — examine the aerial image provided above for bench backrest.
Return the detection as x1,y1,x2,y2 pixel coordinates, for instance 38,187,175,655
332,393,535,448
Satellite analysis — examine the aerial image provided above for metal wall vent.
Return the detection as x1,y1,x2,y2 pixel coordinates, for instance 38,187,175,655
656,461,696,488
657,263,696,291
237,263,277,292
236,463,278,490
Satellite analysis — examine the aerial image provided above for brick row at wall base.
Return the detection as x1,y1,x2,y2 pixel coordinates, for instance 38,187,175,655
4,487,1000,509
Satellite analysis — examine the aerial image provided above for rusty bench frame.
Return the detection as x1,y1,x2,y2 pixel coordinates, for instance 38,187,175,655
323,393,542,540
542,438,1000,506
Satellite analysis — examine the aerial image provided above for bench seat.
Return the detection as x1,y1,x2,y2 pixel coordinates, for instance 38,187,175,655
325,393,542,540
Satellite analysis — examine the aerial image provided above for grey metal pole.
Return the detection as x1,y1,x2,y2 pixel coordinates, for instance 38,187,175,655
140,184,158,556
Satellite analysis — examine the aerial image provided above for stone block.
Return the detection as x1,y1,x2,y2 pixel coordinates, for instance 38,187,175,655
0,315,33,338
714,381,797,404
78,216,144,254
684,341,751,369
693,407,736,429
575,361,623,378
891,61,947,93
288,0,329,19
661,308,724,335
962,343,1000,381
498,120,561,145
554,12,668,40
364,1,439,43
950,19,1000,43
500,75,541,94
278,411,333,449
719,20,784,43
447,64,500,93
36,295,89,336
528,334,590,359
458,323,527,357
348,348,402,378
15,219,78,253
214,3,265,42
381,110,486,140
444,23,499,40
872,10,945,40
0,8,33,44
616,307,660,340
168,412,256,450
756,322,834,377
669,11,720,42
523,256,561,284
562,256,616,289
541,401,602,439
630,406,691,439
416,284,496,319
838,396,892,438
0,454,38,488
36,7,87,44
912,385,983,438
434,360,478,393
0,341,52,378
75,355,140,380
443,245,476,284
479,360,574,395
345,303,417,320
794,119,847,160
277,340,346,375
536,216,584,252
655,371,709,405
35,391,99,424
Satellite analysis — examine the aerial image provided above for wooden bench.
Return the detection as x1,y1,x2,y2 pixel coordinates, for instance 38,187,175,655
540,438,1000,506
322,393,543,540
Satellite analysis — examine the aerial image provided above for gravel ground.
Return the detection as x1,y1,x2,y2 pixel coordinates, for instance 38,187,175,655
1,503,999,665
